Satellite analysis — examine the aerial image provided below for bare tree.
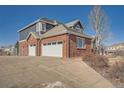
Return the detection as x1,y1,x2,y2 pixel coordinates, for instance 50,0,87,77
89,5,109,55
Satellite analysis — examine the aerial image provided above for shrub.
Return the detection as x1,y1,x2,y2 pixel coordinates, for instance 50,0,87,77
82,53,109,68
94,55,109,68
82,53,95,62
109,61,124,82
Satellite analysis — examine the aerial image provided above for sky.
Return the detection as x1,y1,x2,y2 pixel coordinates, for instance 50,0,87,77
0,5,124,46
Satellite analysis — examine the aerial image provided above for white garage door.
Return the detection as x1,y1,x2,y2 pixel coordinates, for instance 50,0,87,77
42,41,63,57
28,44,36,56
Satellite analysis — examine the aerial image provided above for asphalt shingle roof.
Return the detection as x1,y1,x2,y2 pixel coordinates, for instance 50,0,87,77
65,20,80,27
20,18,92,40
41,24,92,39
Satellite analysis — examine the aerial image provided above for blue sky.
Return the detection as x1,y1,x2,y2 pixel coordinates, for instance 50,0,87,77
0,5,124,46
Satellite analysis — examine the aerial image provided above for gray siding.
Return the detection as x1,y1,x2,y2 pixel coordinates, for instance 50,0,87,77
19,22,55,41
19,24,36,40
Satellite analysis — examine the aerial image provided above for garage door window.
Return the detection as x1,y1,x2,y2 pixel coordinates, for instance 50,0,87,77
43,43,47,46
43,41,63,46
48,43,51,45
52,42,56,45
58,41,63,44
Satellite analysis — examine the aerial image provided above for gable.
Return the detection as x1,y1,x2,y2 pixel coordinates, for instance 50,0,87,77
19,24,36,41
66,20,84,33
26,32,40,41
73,22,83,31
27,33,35,41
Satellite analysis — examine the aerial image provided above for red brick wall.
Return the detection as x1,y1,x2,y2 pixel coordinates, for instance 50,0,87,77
19,40,28,56
19,33,92,58
69,34,92,57
19,34,40,56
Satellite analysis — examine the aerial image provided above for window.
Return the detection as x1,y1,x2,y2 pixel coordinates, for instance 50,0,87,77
74,24,81,32
46,23,54,30
92,41,96,49
57,41,63,44
33,44,36,46
43,43,47,46
48,43,51,45
76,37,85,48
42,23,46,31
52,42,56,45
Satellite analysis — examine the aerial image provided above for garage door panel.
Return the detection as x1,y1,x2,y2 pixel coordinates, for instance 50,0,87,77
29,45,36,56
42,42,63,57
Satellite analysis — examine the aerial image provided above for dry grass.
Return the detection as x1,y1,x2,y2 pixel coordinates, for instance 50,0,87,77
82,53,109,69
109,61,124,83
82,53,124,87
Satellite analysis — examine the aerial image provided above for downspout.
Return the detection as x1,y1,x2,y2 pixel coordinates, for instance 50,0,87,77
37,39,39,56
68,34,70,58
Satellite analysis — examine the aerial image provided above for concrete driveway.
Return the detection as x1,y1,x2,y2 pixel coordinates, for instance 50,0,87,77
0,56,113,88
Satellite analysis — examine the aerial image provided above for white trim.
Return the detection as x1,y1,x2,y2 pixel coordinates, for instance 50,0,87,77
17,18,57,33
19,39,26,42
76,37,85,49
18,19,40,32
42,41,63,57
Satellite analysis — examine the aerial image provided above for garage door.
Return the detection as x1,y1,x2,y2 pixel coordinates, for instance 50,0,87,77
28,44,36,56
42,41,63,57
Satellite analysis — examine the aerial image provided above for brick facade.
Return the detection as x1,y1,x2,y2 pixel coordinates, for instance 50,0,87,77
19,34,40,56
69,34,92,57
19,40,28,56
19,33,92,58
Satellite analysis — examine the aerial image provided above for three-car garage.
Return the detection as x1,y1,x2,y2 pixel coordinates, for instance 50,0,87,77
28,41,63,57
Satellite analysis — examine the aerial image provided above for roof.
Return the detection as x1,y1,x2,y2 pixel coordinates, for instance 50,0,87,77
26,32,41,40
65,20,80,27
41,24,92,39
24,24,92,40
19,18,93,40
42,25,67,39
18,18,59,32
109,43,124,47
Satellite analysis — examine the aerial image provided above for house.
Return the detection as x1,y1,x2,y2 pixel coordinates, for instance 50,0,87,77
0,45,17,56
18,18,93,58
106,43,124,56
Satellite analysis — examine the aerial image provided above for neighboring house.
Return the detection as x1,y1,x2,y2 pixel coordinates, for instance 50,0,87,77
107,44,124,51
106,43,124,55
18,18,93,58
107,43,124,52
0,45,17,56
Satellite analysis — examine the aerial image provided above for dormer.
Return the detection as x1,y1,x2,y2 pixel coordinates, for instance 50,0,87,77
66,20,84,33
36,18,58,35
36,22,46,35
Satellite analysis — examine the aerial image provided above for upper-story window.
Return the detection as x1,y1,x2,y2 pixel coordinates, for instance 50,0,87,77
42,23,46,31
46,23,54,30
74,24,82,32
76,37,85,48
39,23,46,35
